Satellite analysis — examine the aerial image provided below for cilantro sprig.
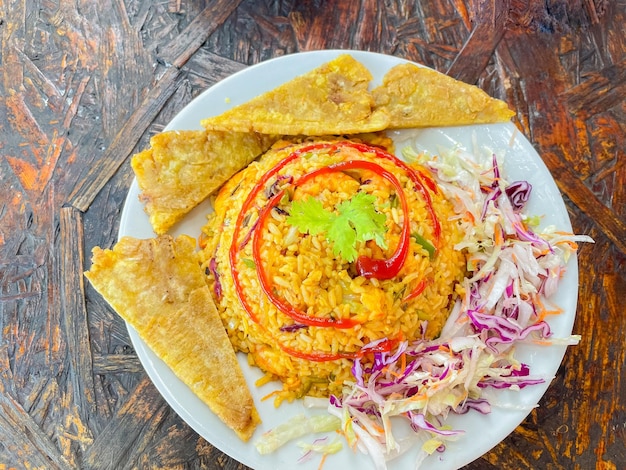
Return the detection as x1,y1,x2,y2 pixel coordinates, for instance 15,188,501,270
286,192,388,262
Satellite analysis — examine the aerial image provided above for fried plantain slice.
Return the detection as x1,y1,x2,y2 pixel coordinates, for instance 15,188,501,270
85,235,260,442
131,129,276,234
371,63,515,128
200,54,389,135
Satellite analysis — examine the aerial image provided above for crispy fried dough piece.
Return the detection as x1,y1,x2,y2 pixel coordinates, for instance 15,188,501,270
131,130,276,234
85,235,260,442
371,63,515,128
200,54,390,135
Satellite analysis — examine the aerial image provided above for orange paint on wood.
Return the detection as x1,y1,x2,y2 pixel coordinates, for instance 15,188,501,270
5,92,48,148
5,157,39,191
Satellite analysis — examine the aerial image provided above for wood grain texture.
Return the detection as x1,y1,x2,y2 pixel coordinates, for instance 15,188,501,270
0,0,624,469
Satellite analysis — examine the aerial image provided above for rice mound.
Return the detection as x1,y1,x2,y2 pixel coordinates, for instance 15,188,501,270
200,137,467,403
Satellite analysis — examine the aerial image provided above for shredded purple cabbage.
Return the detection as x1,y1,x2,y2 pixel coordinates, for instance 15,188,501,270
279,323,308,332
506,180,532,211
265,175,293,198
208,257,222,300
407,411,462,436
453,398,491,415
480,187,501,220
467,310,552,351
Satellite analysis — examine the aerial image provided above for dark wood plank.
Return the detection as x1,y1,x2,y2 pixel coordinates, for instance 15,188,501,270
68,1,244,212
58,206,98,436
67,66,183,212
0,348,72,469
184,49,247,90
563,60,626,117
92,353,143,375
158,0,245,68
82,377,170,469
499,30,626,254
447,0,509,84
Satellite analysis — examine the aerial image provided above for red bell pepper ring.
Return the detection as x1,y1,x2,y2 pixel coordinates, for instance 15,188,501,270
402,278,431,302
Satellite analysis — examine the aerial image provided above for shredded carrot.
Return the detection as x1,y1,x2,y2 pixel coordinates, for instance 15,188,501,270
317,453,328,470
494,223,504,246
381,366,403,379
371,421,385,434
533,294,564,322
261,389,282,401
409,392,427,402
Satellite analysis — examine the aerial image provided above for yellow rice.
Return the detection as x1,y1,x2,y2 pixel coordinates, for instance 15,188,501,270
200,137,467,403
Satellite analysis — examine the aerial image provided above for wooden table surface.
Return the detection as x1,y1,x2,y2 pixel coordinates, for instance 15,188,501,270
1,1,624,469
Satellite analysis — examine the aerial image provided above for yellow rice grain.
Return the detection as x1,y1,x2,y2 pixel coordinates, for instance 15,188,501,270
199,138,467,402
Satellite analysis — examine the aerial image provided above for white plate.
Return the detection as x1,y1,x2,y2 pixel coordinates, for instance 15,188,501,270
119,50,578,469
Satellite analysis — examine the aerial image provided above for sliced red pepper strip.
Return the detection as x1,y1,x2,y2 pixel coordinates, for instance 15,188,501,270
346,141,438,194
415,167,439,194
355,336,400,358
347,142,441,248
252,188,360,329
402,278,431,302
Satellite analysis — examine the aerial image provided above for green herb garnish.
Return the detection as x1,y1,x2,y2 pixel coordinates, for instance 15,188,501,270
287,192,388,262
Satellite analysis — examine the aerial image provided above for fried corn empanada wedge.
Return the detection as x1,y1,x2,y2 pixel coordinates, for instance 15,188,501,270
131,130,276,234
372,63,515,128
85,235,260,442
200,54,389,135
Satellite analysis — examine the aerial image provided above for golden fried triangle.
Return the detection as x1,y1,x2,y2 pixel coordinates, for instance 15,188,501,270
371,63,515,128
131,129,276,234
84,235,260,442
200,54,390,135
